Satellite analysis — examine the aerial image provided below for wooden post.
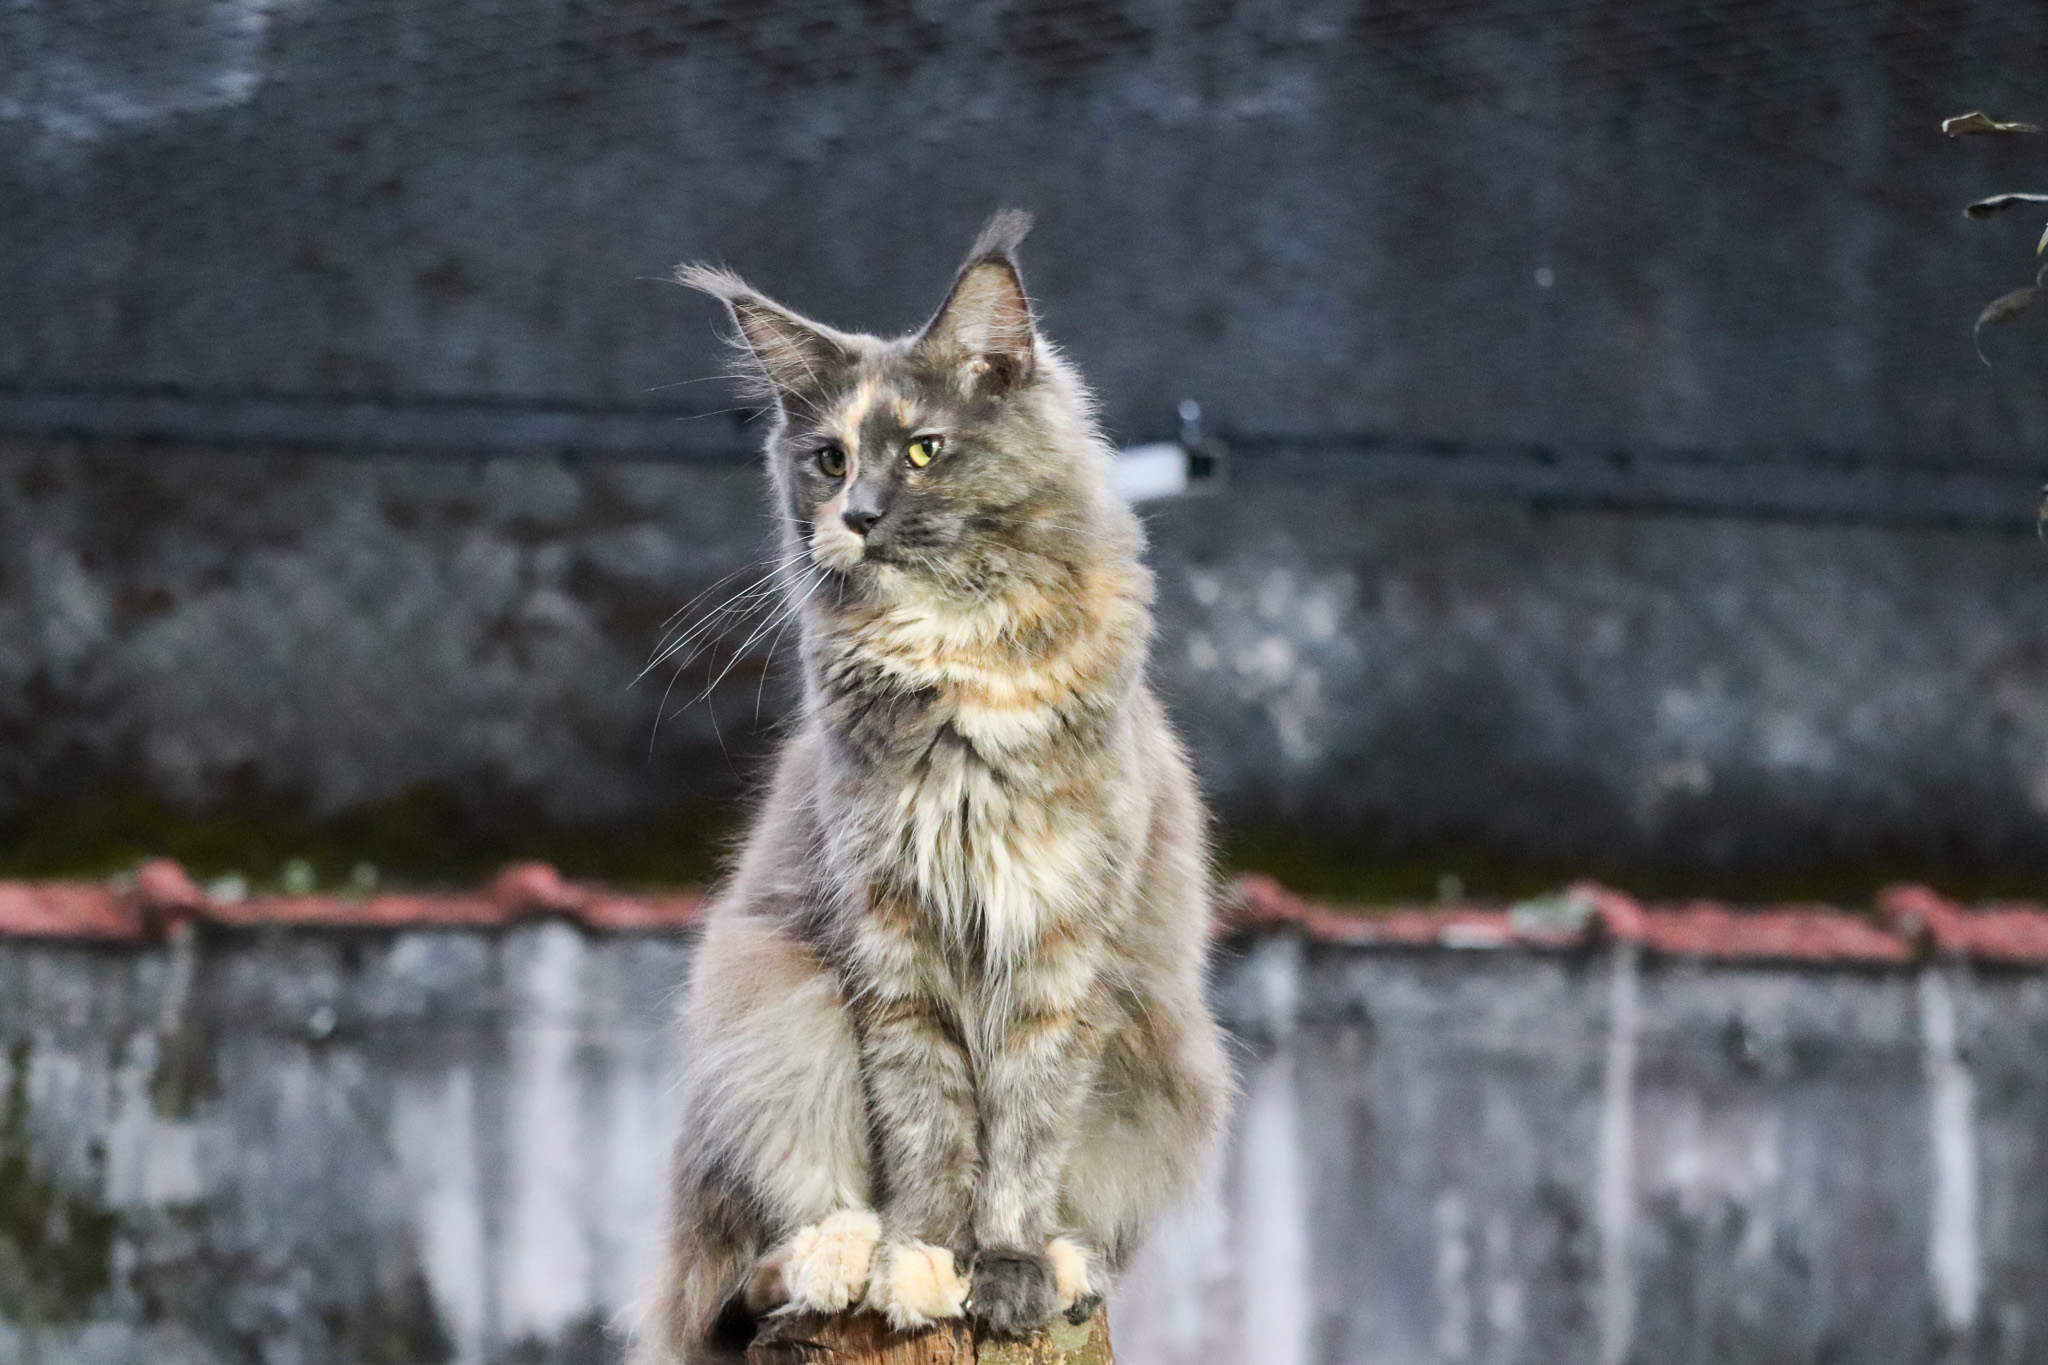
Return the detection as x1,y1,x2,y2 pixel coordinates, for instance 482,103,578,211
747,1309,1112,1365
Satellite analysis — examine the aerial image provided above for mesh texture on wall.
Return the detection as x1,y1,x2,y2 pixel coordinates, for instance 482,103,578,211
4,0,2047,521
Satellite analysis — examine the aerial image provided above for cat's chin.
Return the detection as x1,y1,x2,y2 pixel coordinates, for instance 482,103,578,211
808,531,867,573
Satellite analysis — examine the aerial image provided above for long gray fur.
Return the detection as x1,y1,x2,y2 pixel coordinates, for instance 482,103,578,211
642,215,1232,1361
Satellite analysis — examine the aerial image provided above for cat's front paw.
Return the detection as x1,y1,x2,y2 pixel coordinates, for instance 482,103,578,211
1045,1235,1103,1325
863,1240,970,1330
967,1248,1058,1338
781,1209,881,1313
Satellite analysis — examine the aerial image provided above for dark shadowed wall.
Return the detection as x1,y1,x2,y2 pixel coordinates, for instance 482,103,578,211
6,0,2048,890
8,0,2048,461
10,443,2048,894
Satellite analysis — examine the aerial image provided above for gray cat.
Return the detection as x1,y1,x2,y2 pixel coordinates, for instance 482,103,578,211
640,212,1231,1362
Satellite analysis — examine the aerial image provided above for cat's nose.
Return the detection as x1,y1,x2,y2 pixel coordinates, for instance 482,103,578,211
843,506,883,536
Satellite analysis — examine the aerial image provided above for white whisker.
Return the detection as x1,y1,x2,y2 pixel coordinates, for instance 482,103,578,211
690,566,828,708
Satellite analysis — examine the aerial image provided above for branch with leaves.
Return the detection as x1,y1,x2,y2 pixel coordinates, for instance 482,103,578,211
1946,111,2048,349
1945,111,2048,535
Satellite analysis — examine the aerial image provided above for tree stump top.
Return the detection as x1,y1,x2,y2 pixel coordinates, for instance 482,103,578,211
746,1310,1112,1365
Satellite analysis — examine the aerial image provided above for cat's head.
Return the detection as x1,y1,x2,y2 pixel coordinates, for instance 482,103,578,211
678,212,1133,607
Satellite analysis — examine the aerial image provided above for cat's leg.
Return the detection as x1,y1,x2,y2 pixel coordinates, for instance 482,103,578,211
849,991,979,1329
963,936,1119,1337
967,1034,1106,1335
652,912,876,1358
843,892,999,1330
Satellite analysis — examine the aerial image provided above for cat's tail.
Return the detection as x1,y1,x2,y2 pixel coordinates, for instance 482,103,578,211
629,1173,765,1365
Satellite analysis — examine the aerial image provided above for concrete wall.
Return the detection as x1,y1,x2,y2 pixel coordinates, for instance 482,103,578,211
6,0,2048,469
10,441,2048,891
11,0,2048,887
4,925,2044,1365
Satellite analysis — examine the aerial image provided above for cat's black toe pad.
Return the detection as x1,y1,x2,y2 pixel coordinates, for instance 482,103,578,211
1064,1291,1104,1326
969,1250,1057,1338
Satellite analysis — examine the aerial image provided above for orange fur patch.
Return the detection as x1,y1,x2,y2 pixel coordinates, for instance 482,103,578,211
847,559,1142,708
835,376,882,452
863,1241,969,1330
783,1209,880,1313
1005,1009,1080,1051
1046,1237,1093,1311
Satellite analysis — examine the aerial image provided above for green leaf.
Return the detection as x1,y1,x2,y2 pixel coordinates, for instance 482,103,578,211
1945,111,2044,136
1965,192,2048,219
1978,286,2038,330
1975,286,2040,364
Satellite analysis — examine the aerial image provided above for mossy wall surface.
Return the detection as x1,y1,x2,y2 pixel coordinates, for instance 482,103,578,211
5,928,2048,1364
0,443,760,889
10,0,2048,899
0,924,693,1365
10,442,2048,902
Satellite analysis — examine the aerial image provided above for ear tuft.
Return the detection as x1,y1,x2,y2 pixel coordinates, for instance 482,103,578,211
675,261,851,407
673,261,752,303
917,210,1038,393
967,208,1034,262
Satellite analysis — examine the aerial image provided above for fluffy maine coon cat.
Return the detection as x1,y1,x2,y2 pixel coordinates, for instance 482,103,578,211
641,212,1230,1361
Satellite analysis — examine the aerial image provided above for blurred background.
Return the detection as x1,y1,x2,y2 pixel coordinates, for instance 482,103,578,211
7,1,2048,1362
6,0,2048,898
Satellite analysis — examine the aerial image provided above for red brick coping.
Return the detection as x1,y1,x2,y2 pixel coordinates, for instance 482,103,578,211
3,860,2046,965
1223,875,2046,966
0,860,703,942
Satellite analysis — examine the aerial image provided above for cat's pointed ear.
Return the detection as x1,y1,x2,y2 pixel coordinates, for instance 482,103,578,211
915,209,1037,394
675,262,852,408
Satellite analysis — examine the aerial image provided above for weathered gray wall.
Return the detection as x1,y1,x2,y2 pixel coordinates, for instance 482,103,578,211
5,0,2048,467
9,442,2048,889
4,927,2043,1365
10,0,2048,884
0,444,766,836
1151,484,2048,885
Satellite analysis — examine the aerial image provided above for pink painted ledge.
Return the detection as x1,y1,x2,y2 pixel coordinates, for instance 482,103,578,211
0,859,704,942
1222,873,2048,966
5,860,2048,966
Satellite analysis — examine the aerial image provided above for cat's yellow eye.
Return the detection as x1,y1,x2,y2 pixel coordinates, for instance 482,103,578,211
905,435,943,468
816,445,847,478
